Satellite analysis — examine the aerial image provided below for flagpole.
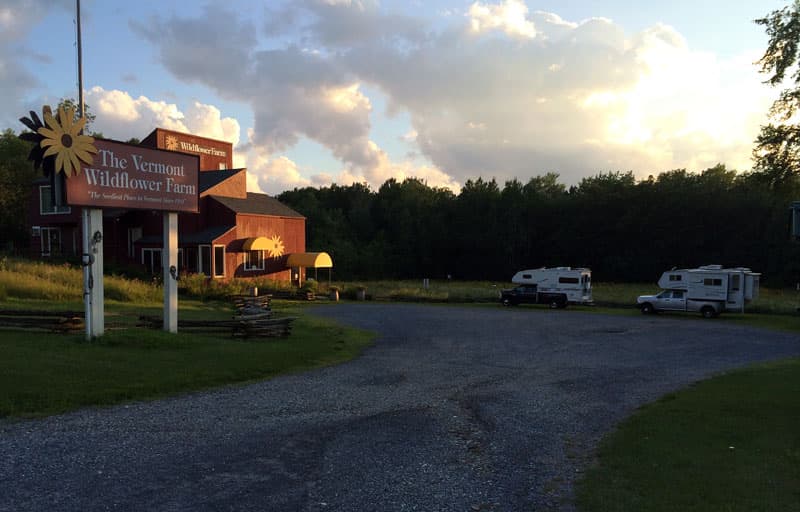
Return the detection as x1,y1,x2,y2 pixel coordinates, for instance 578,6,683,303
77,0,96,339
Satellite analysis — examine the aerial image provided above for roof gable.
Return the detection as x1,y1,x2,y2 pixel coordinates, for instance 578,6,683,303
211,193,305,218
199,169,247,198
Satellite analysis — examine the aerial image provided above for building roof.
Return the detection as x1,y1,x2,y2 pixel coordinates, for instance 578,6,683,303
137,225,235,245
199,169,245,193
211,193,305,218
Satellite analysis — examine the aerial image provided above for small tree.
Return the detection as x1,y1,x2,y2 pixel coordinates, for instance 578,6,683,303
753,1,800,186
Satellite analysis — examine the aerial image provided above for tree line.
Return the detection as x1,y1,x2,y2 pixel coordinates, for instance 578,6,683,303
277,168,800,285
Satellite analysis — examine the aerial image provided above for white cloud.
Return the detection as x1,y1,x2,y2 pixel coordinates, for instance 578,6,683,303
131,1,777,191
243,147,313,195
184,102,241,147
468,0,536,39
85,87,242,150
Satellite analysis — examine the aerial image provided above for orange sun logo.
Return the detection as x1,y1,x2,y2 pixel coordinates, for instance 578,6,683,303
165,135,178,151
268,235,284,258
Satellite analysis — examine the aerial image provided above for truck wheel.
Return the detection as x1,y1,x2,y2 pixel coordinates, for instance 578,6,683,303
549,299,560,309
502,298,511,306
701,306,716,319
640,303,654,315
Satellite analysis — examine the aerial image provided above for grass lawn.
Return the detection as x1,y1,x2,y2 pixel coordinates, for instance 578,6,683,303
0,300,374,419
575,358,800,512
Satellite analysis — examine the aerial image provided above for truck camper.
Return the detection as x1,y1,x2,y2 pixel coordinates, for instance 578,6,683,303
638,265,760,317
501,267,593,308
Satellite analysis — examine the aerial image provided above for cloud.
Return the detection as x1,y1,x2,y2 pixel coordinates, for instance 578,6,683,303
133,0,775,191
246,151,314,195
342,4,774,183
242,135,459,195
468,0,536,39
85,87,241,147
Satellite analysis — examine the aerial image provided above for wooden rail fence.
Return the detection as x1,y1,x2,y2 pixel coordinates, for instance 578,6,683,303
0,310,84,333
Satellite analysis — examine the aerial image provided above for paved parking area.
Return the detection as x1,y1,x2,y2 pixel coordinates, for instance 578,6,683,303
1,304,798,511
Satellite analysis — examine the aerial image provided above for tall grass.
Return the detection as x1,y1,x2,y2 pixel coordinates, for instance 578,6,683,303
0,257,161,304
177,272,296,300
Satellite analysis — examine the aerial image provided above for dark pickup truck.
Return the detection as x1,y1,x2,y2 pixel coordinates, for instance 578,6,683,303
499,284,568,308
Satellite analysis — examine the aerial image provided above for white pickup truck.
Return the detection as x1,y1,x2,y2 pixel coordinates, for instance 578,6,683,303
636,289,722,318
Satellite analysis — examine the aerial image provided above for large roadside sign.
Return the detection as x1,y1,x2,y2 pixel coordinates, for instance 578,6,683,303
66,138,199,213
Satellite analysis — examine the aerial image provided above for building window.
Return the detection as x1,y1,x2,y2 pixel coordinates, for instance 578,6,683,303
40,227,61,256
213,245,225,278
244,250,265,271
127,227,142,258
184,246,198,273
39,185,70,215
142,248,162,274
199,245,212,276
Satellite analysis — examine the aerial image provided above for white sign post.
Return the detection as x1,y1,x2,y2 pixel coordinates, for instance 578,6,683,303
163,212,178,333
82,207,104,339
89,208,104,336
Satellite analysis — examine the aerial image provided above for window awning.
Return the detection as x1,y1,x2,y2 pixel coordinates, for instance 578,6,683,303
242,236,271,251
286,252,333,268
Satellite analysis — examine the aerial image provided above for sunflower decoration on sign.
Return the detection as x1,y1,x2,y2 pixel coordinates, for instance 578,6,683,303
18,106,52,173
20,104,98,178
38,105,98,177
268,235,285,258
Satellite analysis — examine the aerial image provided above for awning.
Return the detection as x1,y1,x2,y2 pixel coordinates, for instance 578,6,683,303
242,236,271,251
286,252,333,268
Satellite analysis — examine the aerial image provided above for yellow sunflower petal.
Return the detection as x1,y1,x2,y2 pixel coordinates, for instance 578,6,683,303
55,152,66,174
43,109,61,133
38,126,59,140
72,116,87,135
67,151,82,175
59,106,74,132
73,147,95,165
74,136,98,152
40,138,59,148
43,145,61,158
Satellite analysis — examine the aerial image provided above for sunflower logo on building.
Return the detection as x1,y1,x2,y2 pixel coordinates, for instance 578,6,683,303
268,235,285,258
38,105,98,177
165,135,178,151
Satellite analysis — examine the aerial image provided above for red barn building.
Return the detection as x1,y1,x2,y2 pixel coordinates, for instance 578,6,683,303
28,128,326,285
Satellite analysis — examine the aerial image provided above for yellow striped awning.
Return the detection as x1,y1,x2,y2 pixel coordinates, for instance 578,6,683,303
242,237,270,251
286,252,333,268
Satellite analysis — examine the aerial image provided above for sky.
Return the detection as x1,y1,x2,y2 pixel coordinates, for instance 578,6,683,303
0,0,789,195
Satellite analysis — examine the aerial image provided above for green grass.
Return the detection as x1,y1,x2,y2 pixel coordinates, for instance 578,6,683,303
0,256,161,303
0,308,373,419
576,358,800,512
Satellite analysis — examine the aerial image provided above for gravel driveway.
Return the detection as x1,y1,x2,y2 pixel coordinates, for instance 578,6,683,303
1,304,798,511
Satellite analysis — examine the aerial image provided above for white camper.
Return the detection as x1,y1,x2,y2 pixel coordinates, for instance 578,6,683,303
655,265,760,313
509,267,593,306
